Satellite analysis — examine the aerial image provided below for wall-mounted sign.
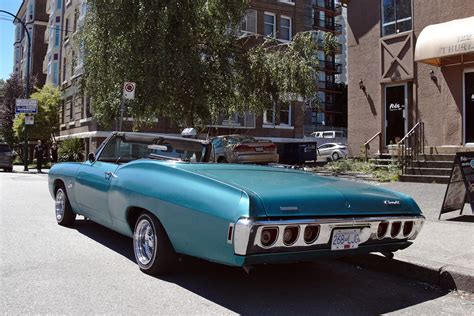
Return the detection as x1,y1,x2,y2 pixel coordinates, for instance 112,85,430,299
389,103,404,111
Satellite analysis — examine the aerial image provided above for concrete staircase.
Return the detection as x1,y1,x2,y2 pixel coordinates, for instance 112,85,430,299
399,154,454,184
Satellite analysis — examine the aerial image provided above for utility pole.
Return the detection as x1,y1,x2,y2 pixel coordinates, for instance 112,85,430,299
0,10,32,171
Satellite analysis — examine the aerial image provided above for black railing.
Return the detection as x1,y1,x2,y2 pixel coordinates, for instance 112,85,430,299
318,80,341,91
313,1,343,15
313,19,342,33
364,131,382,162
319,60,342,73
316,39,342,53
397,122,425,174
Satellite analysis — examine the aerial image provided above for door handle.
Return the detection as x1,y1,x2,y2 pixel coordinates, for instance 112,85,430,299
104,171,117,180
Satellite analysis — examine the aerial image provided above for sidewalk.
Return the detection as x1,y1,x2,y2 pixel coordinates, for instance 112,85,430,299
12,165,49,174
346,181,474,293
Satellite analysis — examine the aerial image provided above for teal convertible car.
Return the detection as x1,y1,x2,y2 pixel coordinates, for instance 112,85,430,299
49,132,424,275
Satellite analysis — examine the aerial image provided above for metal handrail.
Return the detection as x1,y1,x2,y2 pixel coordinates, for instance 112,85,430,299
364,131,382,162
397,122,425,173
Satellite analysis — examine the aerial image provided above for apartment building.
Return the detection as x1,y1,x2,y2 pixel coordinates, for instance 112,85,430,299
13,0,48,87
346,0,474,156
307,0,345,132
43,0,63,86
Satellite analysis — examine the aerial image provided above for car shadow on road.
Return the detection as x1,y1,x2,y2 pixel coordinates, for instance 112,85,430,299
73,219,136,262
74,219,450,315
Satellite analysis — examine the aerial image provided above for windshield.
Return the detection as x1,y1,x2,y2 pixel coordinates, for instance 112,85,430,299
97,134,209,163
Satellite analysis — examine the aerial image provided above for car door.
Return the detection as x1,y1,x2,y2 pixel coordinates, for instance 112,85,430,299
74,137,121,225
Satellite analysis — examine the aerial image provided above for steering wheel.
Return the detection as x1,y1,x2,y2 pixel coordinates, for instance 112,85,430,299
115,154,139,164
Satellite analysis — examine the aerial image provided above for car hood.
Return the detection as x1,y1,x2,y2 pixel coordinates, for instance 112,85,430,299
182,165,421,218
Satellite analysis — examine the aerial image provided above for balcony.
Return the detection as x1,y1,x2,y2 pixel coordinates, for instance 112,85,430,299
318,80,343,93
313,18,342,34
319,60,342,73
315,39,342,54
313,0,342,16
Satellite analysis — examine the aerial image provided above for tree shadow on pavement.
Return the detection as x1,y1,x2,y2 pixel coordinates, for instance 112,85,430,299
74,220,450,315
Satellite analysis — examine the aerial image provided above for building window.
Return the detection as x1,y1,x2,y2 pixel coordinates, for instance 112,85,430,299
69,98,74,120
381,0,412,36
54,28,60,47
73,8,79,33
57,0,62,9
63,57,67,83
53,62,59,85
240,9,257,34
56,16,60,23
280,16,292,41
264,12,276,37
264,102,292,126
65,18,69,38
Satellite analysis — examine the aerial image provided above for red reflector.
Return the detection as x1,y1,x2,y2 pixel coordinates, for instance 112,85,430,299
265,144,277,151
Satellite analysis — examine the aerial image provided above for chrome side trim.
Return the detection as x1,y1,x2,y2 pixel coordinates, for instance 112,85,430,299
233,215,424,255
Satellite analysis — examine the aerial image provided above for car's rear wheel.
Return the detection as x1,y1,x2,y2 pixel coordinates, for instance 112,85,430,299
55,185,76,226
133,213,176,275
331,152,340,161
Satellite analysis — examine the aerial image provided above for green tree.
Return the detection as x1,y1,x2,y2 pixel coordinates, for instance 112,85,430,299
13,84,61,142
1,74,25,146
81,0,335,129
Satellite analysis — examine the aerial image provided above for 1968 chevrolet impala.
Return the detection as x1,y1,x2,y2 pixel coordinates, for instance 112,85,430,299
49,132,424,275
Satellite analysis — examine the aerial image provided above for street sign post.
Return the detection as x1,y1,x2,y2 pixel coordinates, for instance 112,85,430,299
25,115,34,125
15,99,38,114
123,82,136,100
119,82,136,131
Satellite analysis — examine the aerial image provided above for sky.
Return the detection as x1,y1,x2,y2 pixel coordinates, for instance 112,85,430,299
0,0,23,81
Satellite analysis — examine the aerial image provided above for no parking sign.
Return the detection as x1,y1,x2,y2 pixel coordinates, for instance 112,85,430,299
123,82,136,100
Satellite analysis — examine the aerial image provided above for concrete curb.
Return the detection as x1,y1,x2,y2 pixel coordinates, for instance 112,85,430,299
342,254,474,293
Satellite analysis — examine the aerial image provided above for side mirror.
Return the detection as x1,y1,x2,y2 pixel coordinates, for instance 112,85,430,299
88,152,96,162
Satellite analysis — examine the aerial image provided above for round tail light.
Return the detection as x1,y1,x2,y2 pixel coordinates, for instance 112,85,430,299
261,227,278,247
283,226,299,246
304,225,320,244
377,222,389,239
403,221,414,237
390,222,402,238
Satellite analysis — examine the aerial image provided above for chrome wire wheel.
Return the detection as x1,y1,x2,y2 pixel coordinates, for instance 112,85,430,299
134,218,157,267
55,188,66,222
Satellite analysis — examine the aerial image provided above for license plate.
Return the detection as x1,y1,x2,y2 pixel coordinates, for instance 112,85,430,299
255,147,264,152
331,229,360,250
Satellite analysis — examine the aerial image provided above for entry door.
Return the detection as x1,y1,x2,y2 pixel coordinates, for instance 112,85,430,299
465,71,474,144
385,84,407,145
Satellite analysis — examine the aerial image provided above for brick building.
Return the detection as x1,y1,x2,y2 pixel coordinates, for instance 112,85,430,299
346,0,474,157
13,0,48,87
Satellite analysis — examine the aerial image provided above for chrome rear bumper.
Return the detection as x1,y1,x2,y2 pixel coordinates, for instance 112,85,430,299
233,215,425,256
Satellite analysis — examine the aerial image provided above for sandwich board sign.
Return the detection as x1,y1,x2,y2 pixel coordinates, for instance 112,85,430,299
15,99,38,114
123,82,136,100
439,152,474,219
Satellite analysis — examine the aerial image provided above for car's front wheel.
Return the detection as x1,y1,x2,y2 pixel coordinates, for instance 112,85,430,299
55,185,76,226
133,213,176,275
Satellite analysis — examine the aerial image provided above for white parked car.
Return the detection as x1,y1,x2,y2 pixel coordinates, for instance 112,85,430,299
317,143,348,161
311,130,346,138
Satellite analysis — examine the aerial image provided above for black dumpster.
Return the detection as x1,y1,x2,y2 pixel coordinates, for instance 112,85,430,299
275,141,317,165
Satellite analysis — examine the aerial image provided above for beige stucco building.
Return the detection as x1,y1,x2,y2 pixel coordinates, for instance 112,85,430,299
346,0,474,156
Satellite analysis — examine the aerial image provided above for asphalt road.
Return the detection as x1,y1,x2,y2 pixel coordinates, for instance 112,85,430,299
1,171,473,315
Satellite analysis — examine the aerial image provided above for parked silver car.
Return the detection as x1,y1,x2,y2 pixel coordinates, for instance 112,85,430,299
0,143,14,172
317,143,348,161
210,135,279,164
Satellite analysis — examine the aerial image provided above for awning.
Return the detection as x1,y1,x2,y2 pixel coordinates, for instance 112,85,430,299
415,16,474,66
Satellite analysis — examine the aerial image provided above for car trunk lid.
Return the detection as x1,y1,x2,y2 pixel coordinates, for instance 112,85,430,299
188,166,415,217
